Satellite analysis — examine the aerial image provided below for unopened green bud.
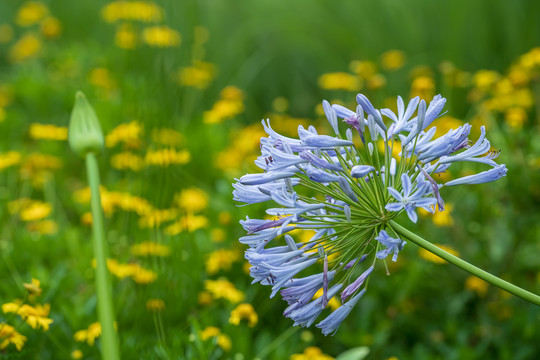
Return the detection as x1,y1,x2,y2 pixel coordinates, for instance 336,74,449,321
68,91,104,157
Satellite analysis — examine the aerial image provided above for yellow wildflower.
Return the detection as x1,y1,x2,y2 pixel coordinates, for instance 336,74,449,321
314,288,340,311
206,249,240,275
0,323,27,351
29,123,68,141
8,32,42,63
101,1,163,23
18,201,52,222
18,304,53,331
132,268,158,284
88,68,117,91
210,228,226,243
465,276,488,297
110,151,144,171
349,60,377,78
431,204,454,227
229,303,258,327
23,278,42,296
410,76,435,100
204,279,245,303
106,121,143,148
16,1,49,27
418,244,460,264
204,99,244,124
130,241,171,257
74,322,102,346
2,300,22,314
0,24,14,44
151,128,183,147
198,291,213,306
178,61,216,89
145,148,191,166
505,107,527,129
0,151,21,171
507,67,529,87
71,350,83,359
290,346,334,360
165,213,208,235
142,26,181,47
146,299,165,312
366,73,387,90
40,17,61,38
200,327,231,352
318,72,361,91
214,124,265,174
381,50,406,70
115,23,137,49
175,187,208,212
473,70,500,91
218,211,231,225
138,209,177,228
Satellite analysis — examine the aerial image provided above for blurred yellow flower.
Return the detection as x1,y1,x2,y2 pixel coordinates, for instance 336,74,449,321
366,73,387,90
24,278,42,296
20,153,62,181
290,346,334,360
199,327,231,351
198,291,213,305
138,208,177,228
349,60,377,78
101,1,163,23
0,24,14,43
473,70,500,91
88,68,117,91
110,151,144,171
418,244,460,264
272,97,289,113
8,32,42,63
145,148,191,166
3,302,53,331
318,72,361,91
146,298,165,312
204,279,245,303
19,201,52,222
0,323,26,351
106,121,143,148
210,228,226,243
142,26,181,47
215,124,264,175
381,50,406,70
165,213,208,234
229,303,258,327
175,187,208,212
465,276,488,297
206,249,240,275
0,151,21,171
40,17,61,38
410,76,435,100
29,123,68,141
151,128,183,147
115,23,137,49
130,241,171,257
27,219,58,235
71,350,83,359
505,107,527,129
432,203,454,227
178,61,216,89
74,322,102,346
16,1,49,27
97,258,158,284
204,99,245,124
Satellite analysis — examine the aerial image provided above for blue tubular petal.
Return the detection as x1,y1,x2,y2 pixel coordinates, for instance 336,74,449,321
356,94,387,131
316,288,366,336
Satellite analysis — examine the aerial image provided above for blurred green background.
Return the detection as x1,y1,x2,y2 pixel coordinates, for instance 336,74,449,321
0,0,539,359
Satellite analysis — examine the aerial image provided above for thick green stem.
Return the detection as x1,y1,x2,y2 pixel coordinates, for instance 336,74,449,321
389,220,540,306
86,153,121,360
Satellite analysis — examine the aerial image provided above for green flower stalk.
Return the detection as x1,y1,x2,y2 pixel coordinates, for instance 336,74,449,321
69,91,120,359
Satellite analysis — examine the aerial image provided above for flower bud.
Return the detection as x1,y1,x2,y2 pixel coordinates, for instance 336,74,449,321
68,91,104,157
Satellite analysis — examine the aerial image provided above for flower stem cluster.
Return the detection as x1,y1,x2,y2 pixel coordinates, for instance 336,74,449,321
233,93,507,335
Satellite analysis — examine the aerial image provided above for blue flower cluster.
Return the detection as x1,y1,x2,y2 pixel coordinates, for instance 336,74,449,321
233,93,507,335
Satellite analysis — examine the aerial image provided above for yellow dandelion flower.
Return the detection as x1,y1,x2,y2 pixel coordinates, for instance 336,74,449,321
146,298,165,312
204,279,245,303
23,278,42,296
410,76,435,100
198,291,213,306
106,121,143,148
138,208,177,228
101,1,163,23
2,300,23,314
40,17,61,38
145,148,191,167
8,32,42,63
132,268,158,284
74,322,102,346
88,68,116,91
473,70,500,91
229,303,258,327
110,151,144,171
210,228,226,243
16,1,49,27
418,244,460,264
366,73,387,90
203,99,245,124
381,50,406,71
206,249,240,275
0,24,14,44
290,346,334,360
218,211,231,225
199,327,231,351
165,213,208,235
19,201,52,222
130,241,171,257
0,151,21,171
18,304,53,331
349,60,377,79
178,61,216,89
29,123,68,141
505,107,527,130
151,128,183,147
175,187,208,212
0,323,27,351
71,349,83,359
115,23,137,49
318,72,361,91
465,276,488,297
142,26,181,47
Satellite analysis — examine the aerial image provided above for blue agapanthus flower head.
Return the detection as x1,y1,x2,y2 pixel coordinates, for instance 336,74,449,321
233,93,507,335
